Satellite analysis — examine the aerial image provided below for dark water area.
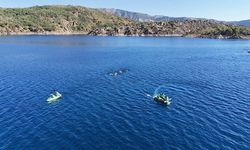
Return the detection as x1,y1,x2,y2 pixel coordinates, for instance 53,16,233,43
0,36,249,149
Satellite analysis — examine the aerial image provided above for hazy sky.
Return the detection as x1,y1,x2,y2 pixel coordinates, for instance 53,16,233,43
0,0,249,21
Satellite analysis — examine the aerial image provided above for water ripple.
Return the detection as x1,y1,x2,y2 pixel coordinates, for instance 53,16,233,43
0,36,250,149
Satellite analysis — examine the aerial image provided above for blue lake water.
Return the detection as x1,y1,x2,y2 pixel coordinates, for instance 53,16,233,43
0,36,249,150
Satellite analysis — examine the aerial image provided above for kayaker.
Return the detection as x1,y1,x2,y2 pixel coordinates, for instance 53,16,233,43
55,91,60,96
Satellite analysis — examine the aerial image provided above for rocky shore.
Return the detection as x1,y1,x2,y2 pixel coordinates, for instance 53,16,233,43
87,21,250,39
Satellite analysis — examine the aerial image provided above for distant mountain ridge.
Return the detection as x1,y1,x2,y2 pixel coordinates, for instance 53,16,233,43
98,8,191,22
99,8,250,26
230,20,250,26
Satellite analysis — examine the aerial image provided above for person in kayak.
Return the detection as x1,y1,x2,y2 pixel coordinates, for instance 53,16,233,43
47,91,62,102
55,91,60,96
50,90,59,98
153,93,171,105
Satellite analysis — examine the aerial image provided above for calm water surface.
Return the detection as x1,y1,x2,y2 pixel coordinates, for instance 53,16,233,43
0,36,249,150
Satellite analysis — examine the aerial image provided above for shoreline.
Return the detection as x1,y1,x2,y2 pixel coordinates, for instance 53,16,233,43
0,32,89,36
0,32,250,40
0,32,183,37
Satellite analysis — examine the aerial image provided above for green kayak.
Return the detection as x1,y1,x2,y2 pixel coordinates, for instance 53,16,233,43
153,93,171,105
47,91,62,102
